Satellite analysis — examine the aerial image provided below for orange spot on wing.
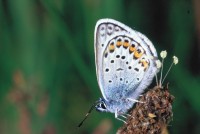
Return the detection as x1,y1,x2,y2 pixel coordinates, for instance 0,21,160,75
143,61,148,69
109,44,115,52
129,46,136,53
139,59,149,70
134,51,143,59
123,42,130,48
116,41,122,47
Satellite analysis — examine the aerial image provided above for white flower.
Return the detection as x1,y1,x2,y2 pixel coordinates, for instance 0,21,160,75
160,50,167,59
173,56,178,65
156,60,162,68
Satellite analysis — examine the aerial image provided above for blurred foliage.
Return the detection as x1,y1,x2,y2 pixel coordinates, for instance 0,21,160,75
0,0,200,134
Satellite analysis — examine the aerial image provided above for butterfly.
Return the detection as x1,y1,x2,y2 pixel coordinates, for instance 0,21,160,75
94,18,159,121
78,18,159,127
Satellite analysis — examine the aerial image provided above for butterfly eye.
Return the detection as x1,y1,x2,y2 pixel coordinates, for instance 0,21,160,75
100,103,106,109
95,101,107,112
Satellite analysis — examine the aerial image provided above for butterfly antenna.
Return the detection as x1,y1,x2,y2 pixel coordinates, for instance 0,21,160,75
159,50,167,87
77,102,98,128
155,73,158,86
161,62,173,84
159,58,164,86
155,59,161,87
162,56,179,84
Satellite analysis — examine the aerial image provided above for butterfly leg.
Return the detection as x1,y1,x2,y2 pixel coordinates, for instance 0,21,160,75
124,113,135,120
127,98,145,103
120,115,127,119
115,110,127,124
121,113,132,118
125,113,131,117
120,113,135,120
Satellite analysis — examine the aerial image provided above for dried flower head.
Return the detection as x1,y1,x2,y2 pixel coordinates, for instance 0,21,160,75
117,86,174,134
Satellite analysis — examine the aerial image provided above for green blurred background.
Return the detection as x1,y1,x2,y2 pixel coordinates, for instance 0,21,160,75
0,0,200,134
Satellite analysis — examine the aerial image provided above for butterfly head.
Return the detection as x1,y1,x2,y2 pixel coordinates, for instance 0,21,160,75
95,98,108,112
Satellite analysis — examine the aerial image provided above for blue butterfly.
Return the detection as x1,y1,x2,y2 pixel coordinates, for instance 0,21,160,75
78,18,159,127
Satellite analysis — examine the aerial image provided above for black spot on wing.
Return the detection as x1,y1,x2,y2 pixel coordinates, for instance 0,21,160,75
134,68,139,72
105,68,109,72
116,68,123,71
121,56,126,59
116,55,120,58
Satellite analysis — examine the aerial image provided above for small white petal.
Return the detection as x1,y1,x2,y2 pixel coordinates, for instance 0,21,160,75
156,60,162,68
160,50,167,59
173,56,179,65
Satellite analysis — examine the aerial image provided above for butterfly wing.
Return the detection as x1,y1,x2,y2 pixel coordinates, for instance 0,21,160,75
94,19,132,100
94,19,158,101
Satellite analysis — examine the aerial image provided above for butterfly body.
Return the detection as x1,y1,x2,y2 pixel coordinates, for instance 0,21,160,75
94,19,159,117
